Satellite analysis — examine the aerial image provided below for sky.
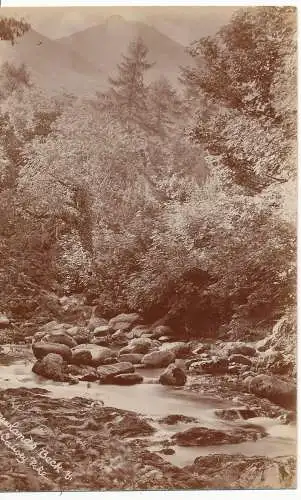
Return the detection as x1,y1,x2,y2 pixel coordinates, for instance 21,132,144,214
0,6,237,42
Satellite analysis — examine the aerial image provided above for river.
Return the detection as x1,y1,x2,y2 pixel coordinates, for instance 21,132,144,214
0,345,296,467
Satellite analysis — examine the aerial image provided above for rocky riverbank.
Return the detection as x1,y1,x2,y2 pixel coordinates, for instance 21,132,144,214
0,388,296,491
0,306,297,491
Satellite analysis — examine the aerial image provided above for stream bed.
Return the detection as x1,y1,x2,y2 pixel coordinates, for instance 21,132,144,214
0,345,296,467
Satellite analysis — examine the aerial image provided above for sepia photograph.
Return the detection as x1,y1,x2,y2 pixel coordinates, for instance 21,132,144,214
0,1,297,493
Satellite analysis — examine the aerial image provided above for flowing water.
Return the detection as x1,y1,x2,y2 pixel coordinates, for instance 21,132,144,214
0,345,296,467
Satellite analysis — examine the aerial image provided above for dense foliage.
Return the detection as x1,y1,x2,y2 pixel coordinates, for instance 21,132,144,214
0,8,296,338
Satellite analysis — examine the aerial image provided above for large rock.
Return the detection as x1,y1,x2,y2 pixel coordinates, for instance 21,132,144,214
108,313,142,332
223,342,257,357
229,354,253,366
119,353,144,364
130,325,152,338
111,330,128,345
32,353,68,381
41,332,77,348
32,342,72,362
189,357,228,375
188,454,296,489
119,337,156,355
160,342,191,359
142,350,175,368
214,407,260,421
246,374,296,409
256,314,296,377
93,325,111,337
111,373,143,385
0,314,10,329
159,363,187,386
97,362,134,383
87,316,108,332
71,344,114,367
66,326,90,345
172,425,266,447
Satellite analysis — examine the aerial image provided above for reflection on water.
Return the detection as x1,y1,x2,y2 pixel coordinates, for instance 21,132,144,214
0,355,296,467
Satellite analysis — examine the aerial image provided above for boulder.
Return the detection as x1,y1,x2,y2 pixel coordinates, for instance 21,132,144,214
130,325,152,338
246,374,296,409
229,354,253,366
159,363,187,386
0,314,10,329
142,350,175,368
108,313,142,332
40,320,63,332
111,330,128,345
97,362,134,383
150,325,174,339
71,344,114,367
32,353,68,381
188,454,296,489
193,343,211,355
228,343,257,357
214,407,260,421
119,353,144,364
93,325,111,337
41,332,77,348
172,425,266,447
87,316,108,332
159,415,198,425
32,342,72,362
111,373,143,385
91,337,110,347
189,357,228,375
119,337,156,355
160,342,191,359
111,414,155,438
66,326,90,345
69,366,98,382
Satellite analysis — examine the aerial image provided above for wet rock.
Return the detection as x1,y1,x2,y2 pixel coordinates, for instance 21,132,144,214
150,325,174,339
97,362,134,383
160,342,191,359
91,337,110,347
93,325,111,337
172,425,266,446
67,326,91,345
119,353,144,364
120,337,156,355
111,373,143,385
226,342,257,357
87,316,108,332
159,363,187,386
32,353,69,381
159,448,175,455
142,350,175,368
214,407,260,421
111,414,155,438
0,314,10,329
32,341,72,362
189,357,228,375
130,326,152,338
71,344,114,367
192,343,211,355
229,354,253,366
108,313,142,332
246,374,296,409
41,332,77,348
111,330,128,345
188,454,296,489
159,415,198,425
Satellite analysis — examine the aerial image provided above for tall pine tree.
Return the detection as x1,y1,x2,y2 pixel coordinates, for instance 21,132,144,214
102,37,153,130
